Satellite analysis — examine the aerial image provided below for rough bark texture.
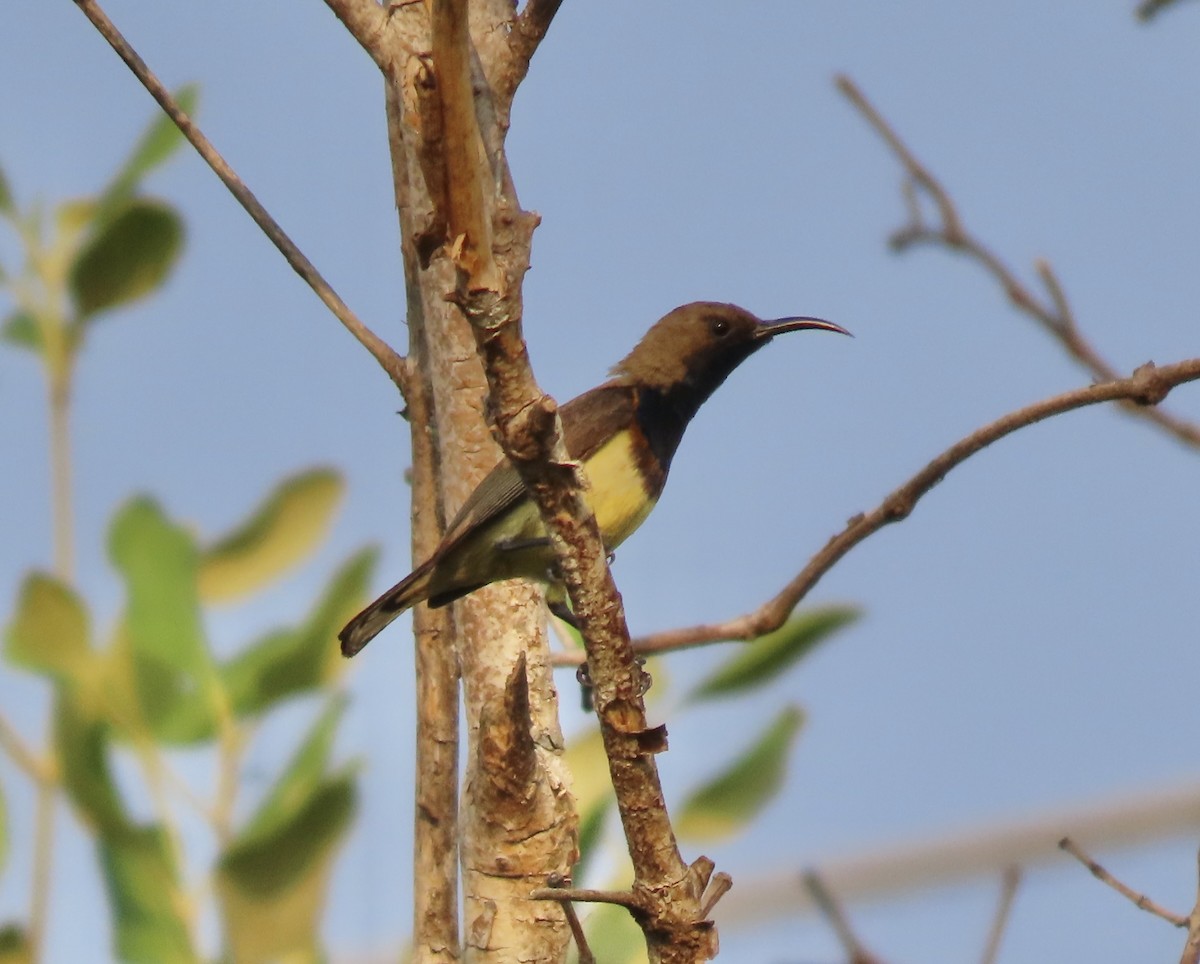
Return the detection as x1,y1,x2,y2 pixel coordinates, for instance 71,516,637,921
340,1,717,959
378,5,576,961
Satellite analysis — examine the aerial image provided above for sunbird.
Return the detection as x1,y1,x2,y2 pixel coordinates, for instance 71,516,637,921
340,302,849,656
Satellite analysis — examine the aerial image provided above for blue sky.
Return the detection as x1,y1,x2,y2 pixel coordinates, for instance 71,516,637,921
2,1,1199,961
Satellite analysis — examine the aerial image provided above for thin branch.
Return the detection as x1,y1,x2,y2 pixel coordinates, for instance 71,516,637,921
0,712,47,781
322,0,395,72
529,886,648,912
1059,837,1187,927
835,73,1200,450
547,357,1200,665
499,0,565,107
802,870,885,964
719,778,1200,929
980,867,1021,964
71,0,408,392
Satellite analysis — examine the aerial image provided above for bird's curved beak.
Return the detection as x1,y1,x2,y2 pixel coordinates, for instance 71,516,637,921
756,316,852,339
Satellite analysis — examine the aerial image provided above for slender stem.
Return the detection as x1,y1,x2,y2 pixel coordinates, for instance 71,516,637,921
29,351,75,964
71,0,409,392
549,356,1200,664
27,777,56,963
49,374,74,580
134,739,199,938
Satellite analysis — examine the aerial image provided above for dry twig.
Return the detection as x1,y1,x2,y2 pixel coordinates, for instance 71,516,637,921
980,867,1021,964
551,356,1200,666
802,870,885,964
835,73,1200,450
71,0,407,390
1059,837,1186,926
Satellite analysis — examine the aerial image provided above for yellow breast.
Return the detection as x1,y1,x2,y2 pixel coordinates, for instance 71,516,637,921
583,430,657,549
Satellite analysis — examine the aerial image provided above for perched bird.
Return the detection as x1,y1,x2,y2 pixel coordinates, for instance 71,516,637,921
340,302,848,656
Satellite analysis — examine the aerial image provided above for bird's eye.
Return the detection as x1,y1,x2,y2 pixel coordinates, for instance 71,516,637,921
709,317,730,336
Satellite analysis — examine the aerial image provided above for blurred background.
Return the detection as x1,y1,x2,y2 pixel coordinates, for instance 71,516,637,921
2,1,1198,960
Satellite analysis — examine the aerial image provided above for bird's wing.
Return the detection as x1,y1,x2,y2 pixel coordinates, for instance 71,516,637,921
433,382,636,556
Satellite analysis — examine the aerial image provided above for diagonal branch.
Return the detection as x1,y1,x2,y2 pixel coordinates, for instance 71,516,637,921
322,0,395,71
499,0,565,108
547,357,1200,665
71,0,408,391
835,73,1200,451
1059,837,1187,926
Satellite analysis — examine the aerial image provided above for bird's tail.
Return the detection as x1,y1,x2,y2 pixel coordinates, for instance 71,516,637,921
339,559,436,657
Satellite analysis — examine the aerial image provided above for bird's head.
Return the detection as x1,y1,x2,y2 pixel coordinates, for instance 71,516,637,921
611,302,849,400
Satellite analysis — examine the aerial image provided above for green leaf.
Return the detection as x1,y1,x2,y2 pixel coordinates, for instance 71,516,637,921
573,798,609,884
581,901,644,964
218,773,357,964
4,572,91,681
98,86,198,222
222,547,376,718
1,310,43,355
55,690,128,834
199,468,346,604
676,706,805,842
55,198,99,247
68,199,184,320
0,164,14,217
688,605,861,703
0,924,31,964
100,825,195,964
564,726,612,820
109,497,215,740
240,697,347,845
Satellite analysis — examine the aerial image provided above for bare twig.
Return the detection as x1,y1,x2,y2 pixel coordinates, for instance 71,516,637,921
499,0,565,108
718,779,1200,929
71,0,408,391
980,867,1022,964
529,886,647,912
0,712,47,781
835,73,1200,450
549,357,1200,665
1059,837,1186,926
802,870,884,964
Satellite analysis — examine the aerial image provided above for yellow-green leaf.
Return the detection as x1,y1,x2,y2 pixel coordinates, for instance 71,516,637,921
580,901,645,964
218,774,356,964
688,605,861,703
222,547,375,718
99,85,199,222
0,924,31,964
69,199,184,320
240,697,346,845
109,497,215,740
1,310,43,355
100,826,195,964
198,468,345,604
0,164,13,218
564,726,613,821
5,572,91,681
574,797,610,884
676,706,805,842
55,691,128,834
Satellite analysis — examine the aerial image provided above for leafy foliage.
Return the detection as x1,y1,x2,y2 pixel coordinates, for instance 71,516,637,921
0,91,372,963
